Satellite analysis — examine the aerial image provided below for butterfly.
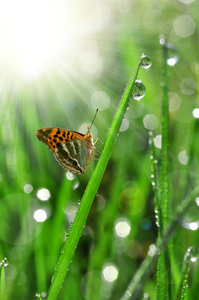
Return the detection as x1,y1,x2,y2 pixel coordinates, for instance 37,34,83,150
36,109,98,174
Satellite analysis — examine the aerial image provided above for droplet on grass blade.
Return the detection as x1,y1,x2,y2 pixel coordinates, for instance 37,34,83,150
131,79,146,100
140,55,152,69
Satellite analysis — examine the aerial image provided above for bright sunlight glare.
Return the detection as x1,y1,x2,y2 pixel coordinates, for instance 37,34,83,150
0,0,81,80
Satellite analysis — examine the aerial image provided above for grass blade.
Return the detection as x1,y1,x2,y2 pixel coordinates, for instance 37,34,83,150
47,54,147,299
156,38,170,300
176,247,198,300
120,185,199,299
0,259,7,300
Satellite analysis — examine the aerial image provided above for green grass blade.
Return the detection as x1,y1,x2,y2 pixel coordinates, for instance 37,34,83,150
0,259,7,300
85,157,126,300
149,132,161,233
176,247,198,300
47,54,147,299
156,38,170,300
120,185,199,299
159,42,169,228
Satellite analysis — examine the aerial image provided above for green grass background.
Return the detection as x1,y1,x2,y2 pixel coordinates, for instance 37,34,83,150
0,0,199,299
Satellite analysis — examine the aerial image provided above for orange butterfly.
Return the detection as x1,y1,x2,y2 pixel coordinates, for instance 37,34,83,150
36,109,98,174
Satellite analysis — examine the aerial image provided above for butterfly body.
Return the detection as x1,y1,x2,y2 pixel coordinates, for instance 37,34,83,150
36,128,93,174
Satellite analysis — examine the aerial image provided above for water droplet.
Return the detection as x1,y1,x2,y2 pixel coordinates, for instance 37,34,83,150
167,56,179,66
141,55,152,69
159,34,166,45
193,108,199,118
131,79,146,100
181,221,199,231
0,258,8,268
191,256,198,262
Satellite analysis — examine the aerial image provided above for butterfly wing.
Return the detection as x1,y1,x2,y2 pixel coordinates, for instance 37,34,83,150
36,128,93,174
54,139,90,174
36,128,85,151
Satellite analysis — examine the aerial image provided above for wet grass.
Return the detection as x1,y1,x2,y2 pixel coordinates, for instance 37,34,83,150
1,17,199,300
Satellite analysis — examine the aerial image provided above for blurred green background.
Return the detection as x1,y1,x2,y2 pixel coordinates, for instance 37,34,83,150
0,0,199,299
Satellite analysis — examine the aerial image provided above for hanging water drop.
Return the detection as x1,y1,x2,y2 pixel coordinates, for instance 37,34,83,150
141,55,152,69
131,79,146,100
167,56,179,66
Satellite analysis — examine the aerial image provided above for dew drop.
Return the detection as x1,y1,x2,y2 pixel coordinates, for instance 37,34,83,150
193,108,199,118
141,55,152,69
131,79,146,100
167,56,179,66
159,34,166,45
0,258,8,267
191,256,198,262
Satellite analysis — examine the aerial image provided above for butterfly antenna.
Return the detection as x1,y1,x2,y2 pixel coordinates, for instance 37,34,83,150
87,108,98,132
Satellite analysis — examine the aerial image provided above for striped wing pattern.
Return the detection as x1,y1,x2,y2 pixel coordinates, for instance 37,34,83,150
36,127,93,174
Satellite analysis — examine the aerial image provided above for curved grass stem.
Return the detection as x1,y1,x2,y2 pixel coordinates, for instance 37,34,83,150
47,54,145,299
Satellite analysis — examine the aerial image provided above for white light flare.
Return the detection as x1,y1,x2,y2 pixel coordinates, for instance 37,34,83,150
0,0,77,80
